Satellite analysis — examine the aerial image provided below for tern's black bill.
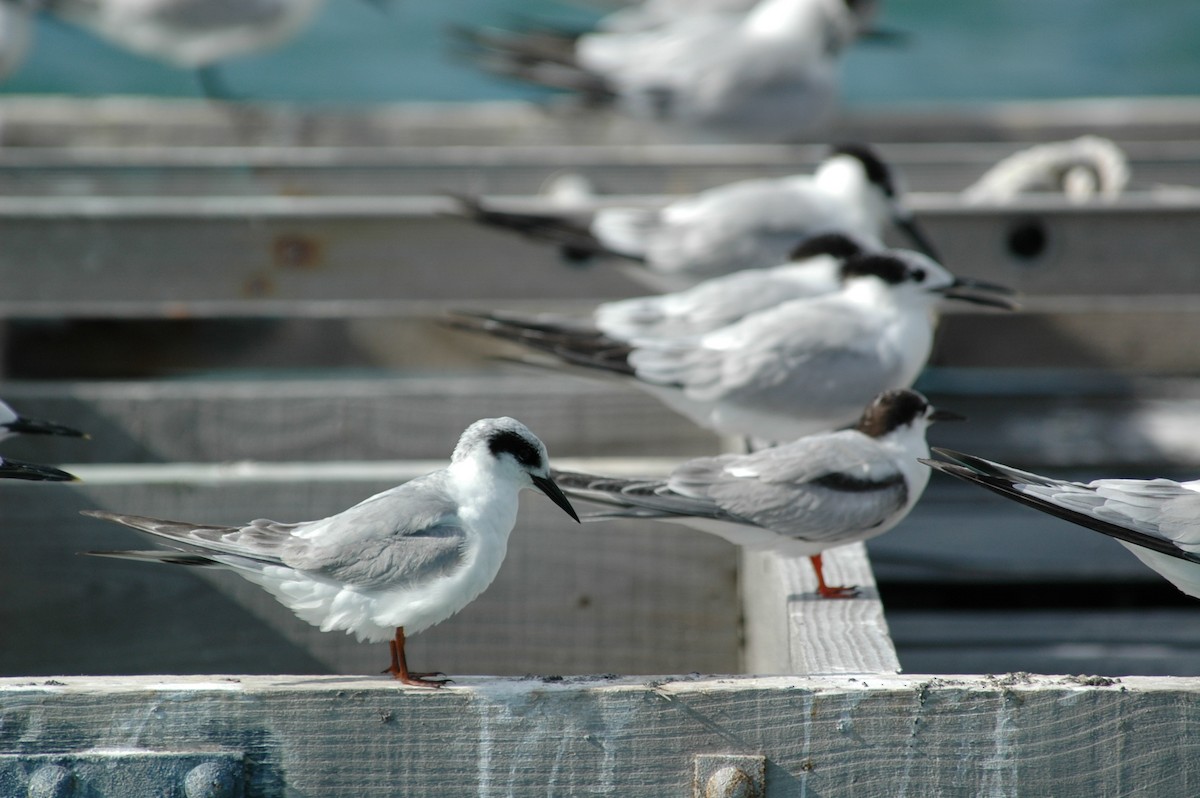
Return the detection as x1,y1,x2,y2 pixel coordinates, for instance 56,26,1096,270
894,216,942,263
0,458,77,482
532,474,581,523
4,416,88,439
929,409,967,423
939,281,1021,311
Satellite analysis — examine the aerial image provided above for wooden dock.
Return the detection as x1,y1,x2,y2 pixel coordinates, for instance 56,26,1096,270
2,96,1199,795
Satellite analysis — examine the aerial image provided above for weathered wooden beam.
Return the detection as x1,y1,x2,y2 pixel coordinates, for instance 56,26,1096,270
1,673,1195,797
0,193,1194,318
0,95,1198,147
742,545,899,676
4,370,1200,467
0,139,1192,196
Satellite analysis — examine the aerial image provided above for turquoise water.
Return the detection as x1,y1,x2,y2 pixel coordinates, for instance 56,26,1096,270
3,0,1199,104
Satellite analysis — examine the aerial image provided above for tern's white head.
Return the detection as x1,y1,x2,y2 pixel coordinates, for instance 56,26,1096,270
451,417,579,521
837,250,1019,312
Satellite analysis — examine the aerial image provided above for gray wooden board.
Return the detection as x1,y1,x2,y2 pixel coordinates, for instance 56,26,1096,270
0,473,741,678
0,194,1198,313
0,139,1194,197
5,369,1200,465
888,609,1200,677
0,673,1197,797
742,546,900,676
1,95,1199,147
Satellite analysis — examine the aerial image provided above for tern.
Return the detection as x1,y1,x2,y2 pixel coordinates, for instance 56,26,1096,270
923,449,1200,599
453,143,937,291
448,249,1015,442
456,0,885,141
80,417,580,687
43,0,328,96
556,389,958,597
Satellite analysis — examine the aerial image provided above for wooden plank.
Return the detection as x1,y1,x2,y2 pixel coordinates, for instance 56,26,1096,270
1,95,1199,147
0,139,1193,197
1,673,1197,796
888,609,1200,677
0,193,1196,318
5,370,1200,466
0,467,740,679
0,376,721,464
742,545,900,676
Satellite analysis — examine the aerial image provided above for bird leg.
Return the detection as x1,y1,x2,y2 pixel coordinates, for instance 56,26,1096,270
384,627,451,687
809,553,859,599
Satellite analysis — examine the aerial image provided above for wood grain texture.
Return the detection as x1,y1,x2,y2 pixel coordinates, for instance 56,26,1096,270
742,545,900,676
0,673,1195,796
0,139,1191,197
0,95,1197,147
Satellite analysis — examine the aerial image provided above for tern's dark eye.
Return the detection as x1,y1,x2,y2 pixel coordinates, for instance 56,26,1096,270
911,268,926,282
488,430,543,469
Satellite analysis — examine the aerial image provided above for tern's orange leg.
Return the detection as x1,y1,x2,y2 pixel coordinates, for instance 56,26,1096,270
384,627,451,687
810,553,859,599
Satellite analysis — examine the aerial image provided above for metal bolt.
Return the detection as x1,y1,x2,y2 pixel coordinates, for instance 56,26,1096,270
27,765,73,798
694,754,765,798
705,766,757,798
184,761,239,798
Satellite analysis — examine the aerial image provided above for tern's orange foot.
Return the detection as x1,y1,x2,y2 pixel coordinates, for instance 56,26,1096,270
816,584,860,599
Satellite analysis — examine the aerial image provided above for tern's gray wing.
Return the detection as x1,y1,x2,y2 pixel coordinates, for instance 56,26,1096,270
668,431,908,539
926,449,1200,561
553,465,745,523
83,472,468,591
630,299,903,424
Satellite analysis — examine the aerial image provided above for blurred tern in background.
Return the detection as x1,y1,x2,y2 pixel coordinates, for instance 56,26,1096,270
42,0,328,97
593,231,870,340
557,389,958,597
453,143,937,291
81,417,579,687
455,0,894,141
0,0,36,79
962,136,1130,205
924,449,1200,599
448,249,1016,442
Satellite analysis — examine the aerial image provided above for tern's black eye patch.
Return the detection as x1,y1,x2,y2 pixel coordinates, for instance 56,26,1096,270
488,430,543,469
841,254,911,285
830,143,897,197
856,389,929,437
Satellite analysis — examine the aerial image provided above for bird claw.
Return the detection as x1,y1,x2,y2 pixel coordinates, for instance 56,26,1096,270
817,584,860,599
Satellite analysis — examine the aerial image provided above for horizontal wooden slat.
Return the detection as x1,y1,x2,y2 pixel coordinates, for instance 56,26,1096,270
889,610,1200,677
0,139,1193,197
0,193,1196,318
2,673,1197,796
0,95,1198,147
4,371,1200,466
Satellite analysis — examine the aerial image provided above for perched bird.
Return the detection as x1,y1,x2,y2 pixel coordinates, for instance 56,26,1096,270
0,0,36,80
453,143,938,291
448,249,1015,442
557,389,958,597
457,0,883,141
80,418,580,687
42,0,328,97
0,454,76,481
962,136,1130,205
923,449,1200,599
0,398,88,443
593,231,870,340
